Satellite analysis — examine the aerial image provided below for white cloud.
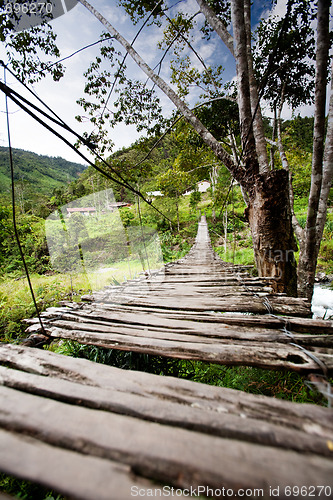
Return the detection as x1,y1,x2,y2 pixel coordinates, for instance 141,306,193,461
0,0,148,163
262,0,287,21
178,0,200,18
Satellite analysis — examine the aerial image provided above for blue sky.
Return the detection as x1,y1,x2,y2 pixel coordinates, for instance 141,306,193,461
0,0,322,163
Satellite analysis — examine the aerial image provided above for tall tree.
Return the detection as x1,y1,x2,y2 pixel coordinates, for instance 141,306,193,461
256,0,332,299
297,0,332,298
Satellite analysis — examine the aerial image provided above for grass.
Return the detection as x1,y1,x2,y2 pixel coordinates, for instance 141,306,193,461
215,246,255,266
0,221,192,343
0,272,89,342
0,473,63,500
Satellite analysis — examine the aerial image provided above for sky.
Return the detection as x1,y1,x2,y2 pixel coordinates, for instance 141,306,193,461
0,0,326,164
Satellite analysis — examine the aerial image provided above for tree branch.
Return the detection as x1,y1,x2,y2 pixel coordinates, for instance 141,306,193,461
231,0,259,182
276,85,303,242
315,61,333,253
298,0,330,298
164,12,221,95
78,0,243,183
306,0,330,237
244,0,269,173
195,0,234,57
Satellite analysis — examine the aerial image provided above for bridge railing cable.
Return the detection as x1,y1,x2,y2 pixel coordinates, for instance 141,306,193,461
235,270,333,407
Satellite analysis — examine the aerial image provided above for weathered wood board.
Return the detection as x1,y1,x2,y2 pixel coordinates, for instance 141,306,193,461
25,309,333,373
0,344,332,500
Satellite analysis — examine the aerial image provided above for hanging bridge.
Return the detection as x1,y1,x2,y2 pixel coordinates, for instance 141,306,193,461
0,217,332,499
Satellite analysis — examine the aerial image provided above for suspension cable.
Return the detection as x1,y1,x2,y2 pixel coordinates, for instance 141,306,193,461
234,269,332,407
0,75,173,224
3,67,51,341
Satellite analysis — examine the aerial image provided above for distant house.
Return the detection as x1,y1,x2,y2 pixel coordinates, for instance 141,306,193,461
146,191,164,198
183,180,211,196
198,180,211,193
67,207,96,217
107,202,132,211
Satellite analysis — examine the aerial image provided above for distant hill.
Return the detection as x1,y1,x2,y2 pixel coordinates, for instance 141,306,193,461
0,147,87,196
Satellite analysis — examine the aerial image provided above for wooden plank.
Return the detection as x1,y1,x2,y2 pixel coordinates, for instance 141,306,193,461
101,283,275,293
0,346,332,494
57,305,333,335
0,363,332,458
0,345,330,426
34,314,333,348
92,293,310,317
105,305,331,334
0,430,163,500
37,302,333,335
44,326,333,372
25,301,333,373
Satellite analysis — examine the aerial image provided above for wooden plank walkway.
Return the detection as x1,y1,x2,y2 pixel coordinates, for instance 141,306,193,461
0,344,332,500
25,217,333,374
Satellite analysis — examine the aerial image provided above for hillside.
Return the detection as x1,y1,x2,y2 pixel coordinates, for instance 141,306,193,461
0,147,87,196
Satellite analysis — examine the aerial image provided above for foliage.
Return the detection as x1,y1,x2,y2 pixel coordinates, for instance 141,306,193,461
1,12,64,83
159,229,194,262
157,165,189,198
253,0,317,111
0,473,63,500
0,147,86,210
0,273,87,342
283,116,314,153
0,211,51,275
287,150,312,197
189,189,201,210
119,206,136,227
75,34,165,152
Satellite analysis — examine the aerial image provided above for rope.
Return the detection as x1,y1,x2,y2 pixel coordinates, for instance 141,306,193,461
235,270,332,407
3,66,51,342
0,74,172,225
137,189,151,276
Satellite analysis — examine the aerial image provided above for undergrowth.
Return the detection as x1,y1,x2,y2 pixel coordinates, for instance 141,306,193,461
0,473,63,500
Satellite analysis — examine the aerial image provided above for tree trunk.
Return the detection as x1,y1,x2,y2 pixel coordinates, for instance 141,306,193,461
315,63,333,252
232,0,297,295
244,0,270,174
297,0,330,300
224,208,228,254
231,0,258,176
176,194,180,232
270,106,277,170
195,0,234,56
277,86,303,244
246,170,297,296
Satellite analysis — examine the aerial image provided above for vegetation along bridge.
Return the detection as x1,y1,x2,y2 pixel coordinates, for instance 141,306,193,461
0,217,332,499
